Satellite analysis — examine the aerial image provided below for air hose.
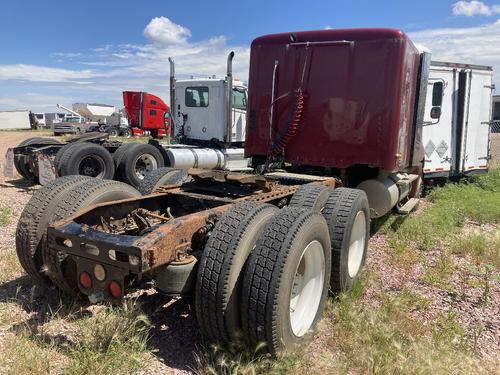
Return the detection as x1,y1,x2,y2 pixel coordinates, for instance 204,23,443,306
270,89,305,156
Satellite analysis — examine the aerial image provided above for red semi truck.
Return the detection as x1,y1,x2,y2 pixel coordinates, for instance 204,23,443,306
17,29,430,354
122,91,170,138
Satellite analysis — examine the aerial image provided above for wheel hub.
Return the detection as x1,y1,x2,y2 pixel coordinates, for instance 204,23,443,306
134,153,158,180
79,156,105,178
289,240,325,337
347,211,366,278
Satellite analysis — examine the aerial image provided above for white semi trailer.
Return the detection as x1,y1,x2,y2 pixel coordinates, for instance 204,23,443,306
0,110,33,130
422,61,494,179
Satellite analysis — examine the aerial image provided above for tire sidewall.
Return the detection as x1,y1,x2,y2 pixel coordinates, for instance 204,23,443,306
123,144,164,187
338,196,370,290
274,215,331,352
222,206,278,340
62,144,114,179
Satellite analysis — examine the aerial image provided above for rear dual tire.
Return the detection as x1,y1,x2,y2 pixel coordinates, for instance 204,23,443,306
16,176,140,295
195,202,278,344
57,142,115,179
241,207,331,354
114,143,164,188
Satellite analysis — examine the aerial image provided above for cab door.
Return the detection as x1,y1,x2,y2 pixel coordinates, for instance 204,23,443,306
422,68,456,175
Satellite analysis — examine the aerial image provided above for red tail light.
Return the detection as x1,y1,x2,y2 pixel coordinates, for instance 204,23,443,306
108,281,122,299
79,272,92,289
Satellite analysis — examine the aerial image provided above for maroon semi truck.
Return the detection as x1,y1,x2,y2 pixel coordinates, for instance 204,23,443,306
16,28,429,354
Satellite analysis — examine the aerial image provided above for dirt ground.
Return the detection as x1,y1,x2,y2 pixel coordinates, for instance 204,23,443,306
0,130,498,374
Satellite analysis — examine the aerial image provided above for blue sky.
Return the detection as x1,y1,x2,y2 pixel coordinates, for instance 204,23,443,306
1,0,500,111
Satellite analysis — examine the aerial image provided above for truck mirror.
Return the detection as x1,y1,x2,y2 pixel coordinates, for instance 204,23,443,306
430,106,441,119
432,81,444,107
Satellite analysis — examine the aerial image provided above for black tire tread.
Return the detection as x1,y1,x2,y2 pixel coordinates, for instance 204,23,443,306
322,187,369,291
116,143,165,187
195,202,277,344
45,179,140,294
289,183,332,212
54,142,81,176
137,167,190,195
241,207,330,353
15,175,91,285
58,142,114,179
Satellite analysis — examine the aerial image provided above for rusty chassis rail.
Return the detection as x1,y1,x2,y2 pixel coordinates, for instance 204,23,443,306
46,170,335,298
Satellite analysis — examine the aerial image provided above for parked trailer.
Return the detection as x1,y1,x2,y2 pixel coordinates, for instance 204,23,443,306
422,61,494,180
17,28,429,355
0,110,33,130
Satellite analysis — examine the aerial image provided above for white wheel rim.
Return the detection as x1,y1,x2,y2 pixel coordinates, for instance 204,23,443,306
134,153,158,179
347,211,366,278
289,240,325,337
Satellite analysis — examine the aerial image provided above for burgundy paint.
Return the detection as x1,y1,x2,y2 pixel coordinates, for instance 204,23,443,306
245,28,421,172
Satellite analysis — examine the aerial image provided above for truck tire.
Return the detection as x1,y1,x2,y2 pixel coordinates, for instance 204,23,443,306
241,207,331,354
289,183,332,212
116,143,165,188
137,167,191,195
322,188,370,292
195,202,278,344
120,128,132,138
58,142,115,179
44,179,141,295
15,175,92,286
54,142,80,176
112,143,136,172
14,137,62,180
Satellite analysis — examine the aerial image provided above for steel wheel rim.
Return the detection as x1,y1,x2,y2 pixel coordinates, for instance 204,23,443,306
134,153,158,180
348,211,366,278
79,156,105,178
289,240,325,337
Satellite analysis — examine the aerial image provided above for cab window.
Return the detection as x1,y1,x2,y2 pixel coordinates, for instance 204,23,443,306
185,87,209,107
232,88,247,110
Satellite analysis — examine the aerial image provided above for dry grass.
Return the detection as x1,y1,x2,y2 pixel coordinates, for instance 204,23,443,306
0,207,12,226
0,131,498,374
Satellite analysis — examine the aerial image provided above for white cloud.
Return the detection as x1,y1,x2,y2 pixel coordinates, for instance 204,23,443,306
0,64,101,83
452,1,500,16
143,17,192,45
0,17,249,111
410,20,500,83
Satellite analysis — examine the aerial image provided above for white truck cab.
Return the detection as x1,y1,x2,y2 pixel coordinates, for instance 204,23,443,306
165,52,250,171
169,52,247,145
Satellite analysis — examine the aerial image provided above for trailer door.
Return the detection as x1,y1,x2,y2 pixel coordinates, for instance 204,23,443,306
422,68,456,176
461,70,493,173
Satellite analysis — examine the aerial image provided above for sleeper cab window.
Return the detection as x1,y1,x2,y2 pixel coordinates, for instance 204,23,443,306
185,87,209,107
150,99,157,106
149,109,157,116
432,81,444,107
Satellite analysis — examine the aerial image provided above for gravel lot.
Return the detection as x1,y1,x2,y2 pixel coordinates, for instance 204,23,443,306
0,130,498,374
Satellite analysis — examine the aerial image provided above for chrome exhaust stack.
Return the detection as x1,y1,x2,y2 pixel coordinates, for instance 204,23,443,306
226,51,234,144
168,57,176,129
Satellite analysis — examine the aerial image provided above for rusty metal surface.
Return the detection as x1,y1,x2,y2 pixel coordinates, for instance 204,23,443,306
48,171,336,275
132,185,299,270
188,168,276,190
